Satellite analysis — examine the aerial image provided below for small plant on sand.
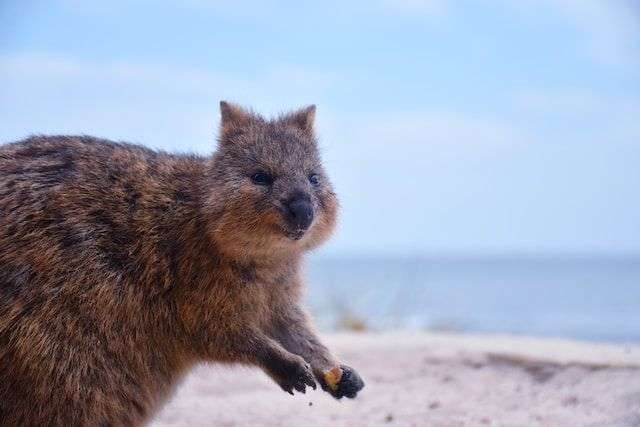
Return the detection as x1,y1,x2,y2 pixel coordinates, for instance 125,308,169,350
336,310,369,332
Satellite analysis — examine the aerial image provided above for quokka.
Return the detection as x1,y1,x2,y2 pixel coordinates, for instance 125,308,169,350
0,102,364,426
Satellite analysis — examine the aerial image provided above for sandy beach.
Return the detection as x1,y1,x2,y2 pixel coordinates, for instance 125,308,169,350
152,332,640,426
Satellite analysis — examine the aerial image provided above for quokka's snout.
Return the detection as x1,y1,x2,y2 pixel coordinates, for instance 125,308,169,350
284,191,314,237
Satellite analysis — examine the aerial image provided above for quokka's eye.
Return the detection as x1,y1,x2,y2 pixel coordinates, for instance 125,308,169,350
308,174,321,186
251,172,273,186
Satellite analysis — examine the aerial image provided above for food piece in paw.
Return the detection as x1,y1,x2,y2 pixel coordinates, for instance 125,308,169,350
322,366,343,391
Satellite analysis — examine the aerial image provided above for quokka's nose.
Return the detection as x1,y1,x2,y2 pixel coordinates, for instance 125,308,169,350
287,198,314,231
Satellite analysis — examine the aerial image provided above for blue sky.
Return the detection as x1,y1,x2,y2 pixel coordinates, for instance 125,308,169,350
1,0,639,256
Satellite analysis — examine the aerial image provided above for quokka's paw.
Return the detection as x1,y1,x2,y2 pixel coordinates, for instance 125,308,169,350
275,356,317,395
320,364,365,399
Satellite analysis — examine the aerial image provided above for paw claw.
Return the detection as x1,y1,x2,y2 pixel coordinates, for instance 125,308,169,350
274,356,317,396
282,386,294,395
294,381,307,394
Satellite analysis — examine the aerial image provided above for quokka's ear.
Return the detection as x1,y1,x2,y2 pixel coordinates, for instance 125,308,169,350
219,101,252,136
285,105,316,136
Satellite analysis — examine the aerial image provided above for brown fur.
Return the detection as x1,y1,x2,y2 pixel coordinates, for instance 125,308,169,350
0,102,363,426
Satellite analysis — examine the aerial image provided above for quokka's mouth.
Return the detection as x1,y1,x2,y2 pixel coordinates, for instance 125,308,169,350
282,227,307,241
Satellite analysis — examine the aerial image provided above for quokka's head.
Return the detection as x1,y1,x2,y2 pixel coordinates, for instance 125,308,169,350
206,101,338,259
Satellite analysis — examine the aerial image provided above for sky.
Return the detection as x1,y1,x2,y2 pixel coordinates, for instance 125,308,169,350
1,0,639,257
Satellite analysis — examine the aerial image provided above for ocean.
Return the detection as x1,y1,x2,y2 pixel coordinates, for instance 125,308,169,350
304,255,640,343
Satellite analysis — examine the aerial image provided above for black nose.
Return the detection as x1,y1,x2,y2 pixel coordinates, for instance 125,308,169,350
287,198,314,231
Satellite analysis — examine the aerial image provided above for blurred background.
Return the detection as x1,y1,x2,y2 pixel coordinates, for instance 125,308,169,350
1,1,639,342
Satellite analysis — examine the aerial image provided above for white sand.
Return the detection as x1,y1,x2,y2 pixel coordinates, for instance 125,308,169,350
152,332,640,426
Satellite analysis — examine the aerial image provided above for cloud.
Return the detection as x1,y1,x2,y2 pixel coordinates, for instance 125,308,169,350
0,53,336,151
380,0,447,14
514,88,640,118
0,54,334,101
514,0,640,68
512,87,640,147
351,112,529,149
514,89,601,115
317,111,532,182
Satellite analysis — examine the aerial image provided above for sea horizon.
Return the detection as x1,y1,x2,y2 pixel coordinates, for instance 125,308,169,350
305,253,640,344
